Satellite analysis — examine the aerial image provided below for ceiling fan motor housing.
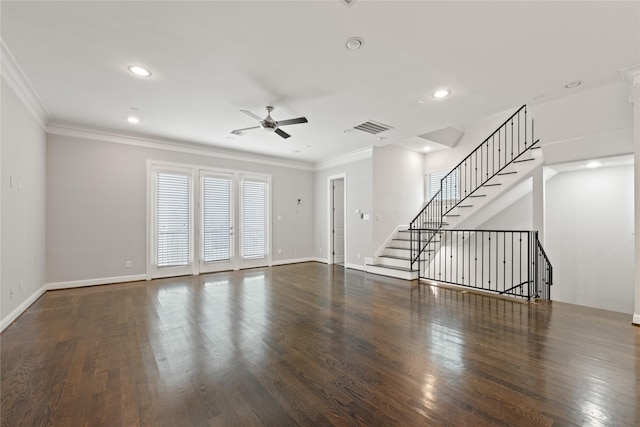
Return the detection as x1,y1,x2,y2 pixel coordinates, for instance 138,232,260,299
260,120,278,131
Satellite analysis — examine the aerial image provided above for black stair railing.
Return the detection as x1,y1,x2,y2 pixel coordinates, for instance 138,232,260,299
415,229,552,301
410,105,539,267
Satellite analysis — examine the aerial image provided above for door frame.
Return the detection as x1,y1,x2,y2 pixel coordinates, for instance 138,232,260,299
328,173,347,265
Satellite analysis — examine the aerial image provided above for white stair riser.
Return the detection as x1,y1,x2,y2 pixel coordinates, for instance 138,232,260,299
384,247,411,257
366,265,418,281
378,257,411,269
390,239,411,249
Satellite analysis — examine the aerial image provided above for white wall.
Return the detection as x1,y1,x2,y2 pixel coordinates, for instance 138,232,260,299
314,157,373,269
481,165,634,314
1,78,47,326
531,80,634,165
546,165,634,314
424,106,521,174
372,145,424,251
46,133,315,284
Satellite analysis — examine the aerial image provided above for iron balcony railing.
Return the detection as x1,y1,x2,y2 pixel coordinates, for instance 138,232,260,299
410,105,539,266
411,229,552,300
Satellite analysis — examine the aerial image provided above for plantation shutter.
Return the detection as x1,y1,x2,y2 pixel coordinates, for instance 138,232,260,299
428,169,459,200
241,180,267,260
202,176,232,263
156,172,191,267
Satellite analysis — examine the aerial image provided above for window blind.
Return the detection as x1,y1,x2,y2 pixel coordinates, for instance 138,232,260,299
428,169,459,201
156,173,190,267
242,180,267,260
202,176,231,263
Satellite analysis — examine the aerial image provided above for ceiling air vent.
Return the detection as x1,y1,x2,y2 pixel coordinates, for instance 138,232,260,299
353,120,393,135
342,0,356,5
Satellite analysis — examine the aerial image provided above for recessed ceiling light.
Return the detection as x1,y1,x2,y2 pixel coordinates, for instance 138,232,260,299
586,161,602,168
128,65,152,77
564,81,582,89
417,100,425,104
293,150,301,153
424,146,432,152
433,89,450,98
346,37,364,50
225,136,234,141
127,116,140,124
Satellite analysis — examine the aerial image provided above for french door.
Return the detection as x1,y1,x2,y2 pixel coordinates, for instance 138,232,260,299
149,163,270,279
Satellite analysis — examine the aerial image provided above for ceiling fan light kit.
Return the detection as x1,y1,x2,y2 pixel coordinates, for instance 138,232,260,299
231,106,308,140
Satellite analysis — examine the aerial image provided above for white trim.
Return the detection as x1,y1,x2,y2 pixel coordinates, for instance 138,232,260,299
47,274,147,290
328,173,347,265
620,64,640,86
1,40,50,128
345,262,365,271
315,146,373,171
0,284,47,332
47,123,315,171
633,313,640,326
271,257,319,266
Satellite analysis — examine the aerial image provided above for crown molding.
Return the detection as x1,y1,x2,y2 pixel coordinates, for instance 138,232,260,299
314,146,373,171
621,64,640,87
1,39,50,128
46,123,315,171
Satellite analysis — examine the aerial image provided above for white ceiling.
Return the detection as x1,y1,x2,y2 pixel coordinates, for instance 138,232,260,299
2,1,639,164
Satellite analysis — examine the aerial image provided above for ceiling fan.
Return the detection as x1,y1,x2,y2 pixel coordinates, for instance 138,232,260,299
231,106,308,139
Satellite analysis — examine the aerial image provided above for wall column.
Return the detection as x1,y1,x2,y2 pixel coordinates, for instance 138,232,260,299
624,65,640,326
532,165,545,245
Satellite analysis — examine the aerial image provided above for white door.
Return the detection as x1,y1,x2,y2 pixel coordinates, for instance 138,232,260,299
239,177,270,269
200,172,234,273
151,169,195,278
333,179,345,264
150,164,271,278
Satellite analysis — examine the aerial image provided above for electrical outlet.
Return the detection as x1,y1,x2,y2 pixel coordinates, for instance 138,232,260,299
125,260,132,268
357,253,361,259
10,288,13,299
20,281,23,292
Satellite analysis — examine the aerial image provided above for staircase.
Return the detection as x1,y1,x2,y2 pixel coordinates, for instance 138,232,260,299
365,105,553,300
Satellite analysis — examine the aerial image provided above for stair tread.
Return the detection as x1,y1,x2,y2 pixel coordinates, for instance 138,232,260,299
369,264,416,272
497,171,518,176
483,183,502,187
458,205,474,208
514,158,535,163
386,246,410,250
470,194,487,198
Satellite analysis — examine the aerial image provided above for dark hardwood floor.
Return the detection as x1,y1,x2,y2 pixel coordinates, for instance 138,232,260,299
1,262,639,426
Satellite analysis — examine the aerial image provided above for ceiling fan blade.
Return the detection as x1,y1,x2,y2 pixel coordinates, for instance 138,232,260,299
276,117,308,127
274,128,291,139
240,110,263,121
231,126,260,134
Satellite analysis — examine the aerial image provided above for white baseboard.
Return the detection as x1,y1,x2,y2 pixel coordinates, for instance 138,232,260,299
345,262,365,271
1,284,47,332
46,274,147,290
633,313,640,326
271,257,320,266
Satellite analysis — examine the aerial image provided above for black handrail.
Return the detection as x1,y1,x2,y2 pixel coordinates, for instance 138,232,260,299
410,105,538,268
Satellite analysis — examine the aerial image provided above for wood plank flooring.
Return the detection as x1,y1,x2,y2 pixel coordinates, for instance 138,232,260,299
2,262,639,426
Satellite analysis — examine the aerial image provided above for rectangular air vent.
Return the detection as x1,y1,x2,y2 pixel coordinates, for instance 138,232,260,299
353,120,393,135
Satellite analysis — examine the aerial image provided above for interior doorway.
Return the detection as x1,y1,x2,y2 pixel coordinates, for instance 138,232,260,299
328,174,346,265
